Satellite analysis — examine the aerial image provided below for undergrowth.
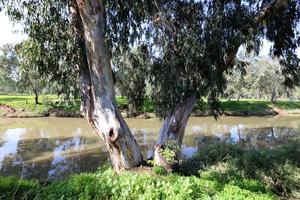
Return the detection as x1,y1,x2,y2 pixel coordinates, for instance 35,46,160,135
1,139,299,199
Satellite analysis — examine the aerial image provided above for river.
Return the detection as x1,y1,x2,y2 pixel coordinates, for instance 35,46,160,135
0,116,299,181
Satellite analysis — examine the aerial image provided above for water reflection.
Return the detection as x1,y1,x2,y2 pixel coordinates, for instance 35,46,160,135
0,116,299,181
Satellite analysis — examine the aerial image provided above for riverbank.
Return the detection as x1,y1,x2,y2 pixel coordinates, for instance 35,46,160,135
1,95,300,118
1,140,299,200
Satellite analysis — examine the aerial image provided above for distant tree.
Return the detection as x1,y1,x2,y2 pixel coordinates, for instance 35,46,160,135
3,0,81,101
17,39,46,104
0,44,18,94
225,58,285,102
225,69,247,101
114,46,149,117
253,59,284,102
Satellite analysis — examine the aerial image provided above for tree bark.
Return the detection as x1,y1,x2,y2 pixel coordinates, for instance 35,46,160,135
154,95,197,169
75,0,142,171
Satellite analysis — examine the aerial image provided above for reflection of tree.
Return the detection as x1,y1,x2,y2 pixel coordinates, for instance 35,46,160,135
0,133,108,182
1,120,300,182
194,126,300,150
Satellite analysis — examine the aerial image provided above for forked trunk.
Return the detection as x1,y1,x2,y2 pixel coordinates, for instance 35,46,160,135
75,0,142,171
154,95,197,170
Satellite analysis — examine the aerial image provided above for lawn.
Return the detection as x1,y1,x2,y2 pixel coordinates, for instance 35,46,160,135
1,95,300,116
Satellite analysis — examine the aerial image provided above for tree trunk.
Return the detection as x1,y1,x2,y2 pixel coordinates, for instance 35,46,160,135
75,0,142,171
237,93,241,101
33,88,39,105
271,89,276,102
154,95,197,170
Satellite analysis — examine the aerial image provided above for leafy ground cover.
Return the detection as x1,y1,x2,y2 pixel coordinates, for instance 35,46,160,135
1,138,299,200
0,163,276,200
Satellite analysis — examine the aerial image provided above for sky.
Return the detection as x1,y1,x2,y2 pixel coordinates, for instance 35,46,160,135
0,11,299,58
0,11,27,47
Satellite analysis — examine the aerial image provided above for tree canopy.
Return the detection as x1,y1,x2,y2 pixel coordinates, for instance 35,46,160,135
1,0,299,114
1,0,300,170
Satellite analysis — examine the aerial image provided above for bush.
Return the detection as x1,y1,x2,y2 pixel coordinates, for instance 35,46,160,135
0,166,277,200
180,140,300,199
0,176,40,200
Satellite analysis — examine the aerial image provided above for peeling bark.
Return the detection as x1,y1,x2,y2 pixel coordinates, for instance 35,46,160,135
75,0,142,171
154,95,197,169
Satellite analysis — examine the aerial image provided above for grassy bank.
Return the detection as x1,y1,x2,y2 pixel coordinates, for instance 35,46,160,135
1,139,299,200
1,95,300,117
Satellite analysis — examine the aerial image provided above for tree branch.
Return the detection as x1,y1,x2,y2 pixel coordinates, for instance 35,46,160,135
153,0,177,35
256,0,289,23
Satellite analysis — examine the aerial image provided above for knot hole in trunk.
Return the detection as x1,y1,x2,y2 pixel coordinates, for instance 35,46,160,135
108,128,119,143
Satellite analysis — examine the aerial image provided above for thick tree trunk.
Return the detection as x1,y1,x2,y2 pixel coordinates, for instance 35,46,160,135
75,0,142,171
154,95,197,170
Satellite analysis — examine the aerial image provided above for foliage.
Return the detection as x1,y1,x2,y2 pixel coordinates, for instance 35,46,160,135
114,46,150,117
17,39,47,104
158,139,181,163
0,44,18,94
152,166,168,175
0,176,40,200
180,140,300,199
3,0,81,100
225,58,285,101
1,131,299,199
2,0,299,118
0,166,277,200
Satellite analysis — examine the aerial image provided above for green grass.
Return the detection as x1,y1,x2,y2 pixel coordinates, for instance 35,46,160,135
1,95,300,117
222,99,300,112
221,99,272,112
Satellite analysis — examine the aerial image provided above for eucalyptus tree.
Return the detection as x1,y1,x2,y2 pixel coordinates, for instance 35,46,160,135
249,58,284,101
114,45,150,117
17,39,46,104
0,44,18,93
1,0,299,171
224,70,247,101
3,0,81,100
225,58,285,101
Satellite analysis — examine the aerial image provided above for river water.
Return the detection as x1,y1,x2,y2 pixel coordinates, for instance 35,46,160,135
0,116,299,181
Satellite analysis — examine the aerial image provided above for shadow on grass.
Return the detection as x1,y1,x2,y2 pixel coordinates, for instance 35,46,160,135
0,97,32,102
221,100,272,112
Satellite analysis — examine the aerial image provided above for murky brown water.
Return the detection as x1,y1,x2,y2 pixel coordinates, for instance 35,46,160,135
0,116,299,181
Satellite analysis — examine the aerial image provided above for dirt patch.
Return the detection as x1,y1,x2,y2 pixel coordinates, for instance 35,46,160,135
0,103,82,118
0,103,16,113
47,108,82,118
223,109,278,116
